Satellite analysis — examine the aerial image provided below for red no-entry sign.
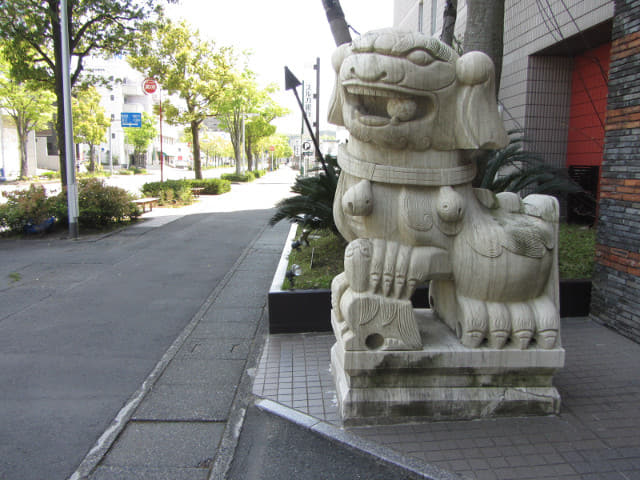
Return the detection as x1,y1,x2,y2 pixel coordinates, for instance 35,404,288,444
142,78,158,94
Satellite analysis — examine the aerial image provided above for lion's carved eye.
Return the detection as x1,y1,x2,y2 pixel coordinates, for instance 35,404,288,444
406,49,434,66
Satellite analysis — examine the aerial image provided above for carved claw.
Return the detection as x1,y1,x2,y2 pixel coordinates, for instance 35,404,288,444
487,302,510,349
509,302,535,349
530,296,559,349
457,296,488,348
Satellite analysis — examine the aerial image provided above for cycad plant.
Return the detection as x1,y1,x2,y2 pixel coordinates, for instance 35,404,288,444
269,155,343,240
478,130,582,196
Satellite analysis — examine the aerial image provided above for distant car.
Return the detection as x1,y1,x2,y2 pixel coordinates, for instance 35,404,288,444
173,159,189,169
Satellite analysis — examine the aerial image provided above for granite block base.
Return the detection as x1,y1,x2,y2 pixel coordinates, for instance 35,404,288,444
331,309,564,425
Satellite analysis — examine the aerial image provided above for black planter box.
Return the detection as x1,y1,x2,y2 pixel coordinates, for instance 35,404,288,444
268,282,591,334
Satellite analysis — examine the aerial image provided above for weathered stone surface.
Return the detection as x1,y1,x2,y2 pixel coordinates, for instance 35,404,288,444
329,29,561,352
328,29,564,422
331,310,563,424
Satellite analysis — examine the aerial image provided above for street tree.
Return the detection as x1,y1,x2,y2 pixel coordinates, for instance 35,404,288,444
321,0,352,46
124,112,157,167
128,19,235,179
72,86,110,172
440,0,458,47
218,72,287,174
0,0,162,184
464,0,505,93
198,134,233,168
258,133,293,167
0,57,55,178
244,88,289,171
217,70,255,176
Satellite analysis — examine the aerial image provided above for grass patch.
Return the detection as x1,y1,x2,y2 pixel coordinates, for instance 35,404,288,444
281,228,346,290
558,223,596,279
281,223,596,290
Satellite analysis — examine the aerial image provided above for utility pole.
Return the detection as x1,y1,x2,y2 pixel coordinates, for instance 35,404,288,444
60,0,79,238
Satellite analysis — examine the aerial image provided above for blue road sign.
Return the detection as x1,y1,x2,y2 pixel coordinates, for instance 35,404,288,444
121,112,142,128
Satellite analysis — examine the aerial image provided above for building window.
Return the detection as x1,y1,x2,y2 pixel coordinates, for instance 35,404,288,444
418,1,424,33
110,94,115,101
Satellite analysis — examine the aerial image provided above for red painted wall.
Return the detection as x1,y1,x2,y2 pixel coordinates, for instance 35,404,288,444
566,43,611,167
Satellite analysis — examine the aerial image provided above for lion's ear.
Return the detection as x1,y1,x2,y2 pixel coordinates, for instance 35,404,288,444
327,44,351,127
328,81,345,126
454,52,508,149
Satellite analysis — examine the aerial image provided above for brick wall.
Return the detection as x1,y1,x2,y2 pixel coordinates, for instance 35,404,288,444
590,0,640,343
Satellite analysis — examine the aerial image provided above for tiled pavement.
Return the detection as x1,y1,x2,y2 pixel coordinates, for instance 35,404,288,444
253,317,640,480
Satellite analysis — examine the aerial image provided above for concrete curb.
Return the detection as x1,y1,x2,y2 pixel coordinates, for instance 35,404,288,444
207,311,269,480
254,398,463,480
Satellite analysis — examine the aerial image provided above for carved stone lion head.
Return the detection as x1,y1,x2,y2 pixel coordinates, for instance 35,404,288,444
328,29,508,152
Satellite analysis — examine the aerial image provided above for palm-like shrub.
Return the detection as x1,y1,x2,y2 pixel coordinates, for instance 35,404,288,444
269,155,342,239
478,130,582,196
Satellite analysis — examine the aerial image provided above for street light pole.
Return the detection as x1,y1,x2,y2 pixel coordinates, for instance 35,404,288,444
60,0,79,238
241,112,245,174
108,121,113,174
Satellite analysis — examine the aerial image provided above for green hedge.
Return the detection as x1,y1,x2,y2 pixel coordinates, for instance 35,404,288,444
0,179,139,234
141,179,193,205
0,185,53,232
187,178,231,195
221,172,256,183
52,178,139,227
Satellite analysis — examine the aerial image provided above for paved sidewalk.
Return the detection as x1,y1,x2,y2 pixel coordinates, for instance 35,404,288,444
74,220,291,480
253,318,640,480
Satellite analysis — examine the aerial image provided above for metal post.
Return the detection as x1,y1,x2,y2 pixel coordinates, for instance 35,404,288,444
60,0,79,238
0,111,6,180
300,81,305,174
241,113,245,174
108,122,113,174
159,88,164,182
314,57,321,165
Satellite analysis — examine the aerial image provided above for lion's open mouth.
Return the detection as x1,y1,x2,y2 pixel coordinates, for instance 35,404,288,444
344,84,431,126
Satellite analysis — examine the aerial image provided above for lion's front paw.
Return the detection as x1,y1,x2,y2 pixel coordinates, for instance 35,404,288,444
453,295,559,350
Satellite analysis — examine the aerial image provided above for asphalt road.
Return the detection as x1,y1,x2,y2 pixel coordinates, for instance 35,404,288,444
0,167,296,480
228,405,414,480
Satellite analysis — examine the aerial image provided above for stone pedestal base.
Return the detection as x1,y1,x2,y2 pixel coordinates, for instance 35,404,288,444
331,309,564,425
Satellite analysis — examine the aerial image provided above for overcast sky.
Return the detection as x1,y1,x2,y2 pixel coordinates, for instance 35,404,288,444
165,0,394,134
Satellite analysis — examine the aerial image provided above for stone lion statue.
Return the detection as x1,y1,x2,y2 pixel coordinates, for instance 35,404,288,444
329,29,560,352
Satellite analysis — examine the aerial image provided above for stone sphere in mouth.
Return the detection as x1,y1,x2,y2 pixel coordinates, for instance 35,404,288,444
387,98,417,122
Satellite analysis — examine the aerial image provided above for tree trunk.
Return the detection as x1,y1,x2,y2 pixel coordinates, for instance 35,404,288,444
17,124,29,179
440,0,458,47
321,0,352,46
464,0,505,94
191,120,202,179
246,137,254,171
89,144,96,172
231,127,242,175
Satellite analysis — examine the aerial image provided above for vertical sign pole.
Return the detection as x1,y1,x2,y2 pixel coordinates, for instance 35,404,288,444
314,57,321,165
159,88,164,183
